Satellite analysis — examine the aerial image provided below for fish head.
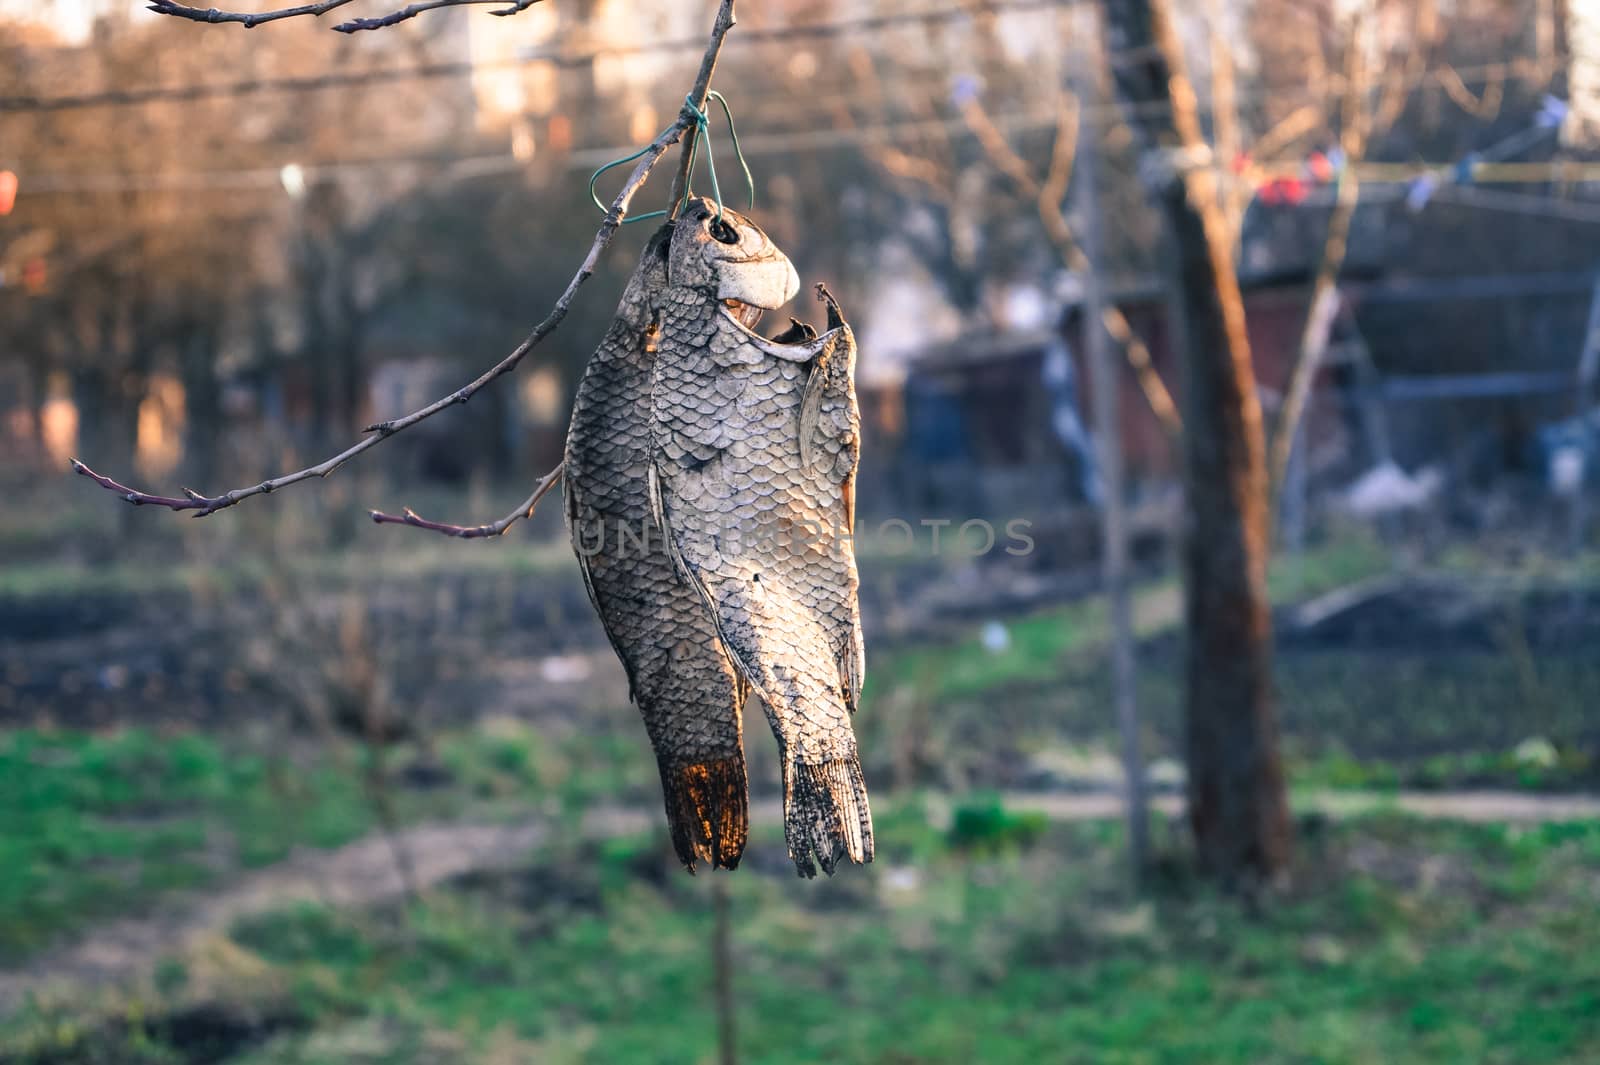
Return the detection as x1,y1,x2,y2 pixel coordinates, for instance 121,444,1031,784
669,198,800,322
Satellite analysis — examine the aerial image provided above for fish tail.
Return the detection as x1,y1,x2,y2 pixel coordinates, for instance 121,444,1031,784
660,756,749,872
783,755,875,878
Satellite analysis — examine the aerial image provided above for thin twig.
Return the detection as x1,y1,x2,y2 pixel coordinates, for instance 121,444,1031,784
145,0,541,32
832,47,956,205
1244,104,1322,164
1038,94,1080,210
1437,61,1504,121
667,0,738,219
146,0,355,28
73,0,739,521
370,463,563,539
335,0,538,34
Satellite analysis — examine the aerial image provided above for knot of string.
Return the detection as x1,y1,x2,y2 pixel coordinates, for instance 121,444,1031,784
588,89,754,225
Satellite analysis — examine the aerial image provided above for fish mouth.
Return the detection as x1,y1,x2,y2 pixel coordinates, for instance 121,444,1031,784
722,297,765,333
721,296,821,347
720,284,845,348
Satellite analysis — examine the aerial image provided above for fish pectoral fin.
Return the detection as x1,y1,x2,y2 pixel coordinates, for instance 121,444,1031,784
797,352,837,472
838,632,864,715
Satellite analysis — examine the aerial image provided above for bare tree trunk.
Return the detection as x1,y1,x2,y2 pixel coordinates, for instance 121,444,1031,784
1078,73,1149,882
1099,0,1292,887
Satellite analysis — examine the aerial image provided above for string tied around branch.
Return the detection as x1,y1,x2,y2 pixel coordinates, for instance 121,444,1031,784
589,89,755,225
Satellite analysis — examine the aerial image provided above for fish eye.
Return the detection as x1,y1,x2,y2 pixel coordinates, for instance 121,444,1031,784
710,217,739,245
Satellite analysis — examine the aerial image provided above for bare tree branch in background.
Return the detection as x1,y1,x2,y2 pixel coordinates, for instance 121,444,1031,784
1373,1,1437,134
1207,0,1245,236
830,44,998,317
1437,62,1505,121
834,33,1182,439
838,46,960,203
74,0,741,524
1246,105,1323,163
1269,5,1376,497
370,463,564,539
146,0,542,34
960,95,1185,442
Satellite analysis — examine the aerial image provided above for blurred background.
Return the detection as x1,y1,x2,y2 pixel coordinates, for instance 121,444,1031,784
3,0,1600,1061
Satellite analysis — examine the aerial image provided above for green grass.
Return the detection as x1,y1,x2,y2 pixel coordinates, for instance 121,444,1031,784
863,537,1388,711
0,720,663,966
7,809,1597,1064
858,638,1599,797
856,535,1599,793
0,730,378,961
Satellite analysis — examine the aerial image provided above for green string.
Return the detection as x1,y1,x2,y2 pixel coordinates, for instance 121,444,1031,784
588,90,755,225
702,91,755,217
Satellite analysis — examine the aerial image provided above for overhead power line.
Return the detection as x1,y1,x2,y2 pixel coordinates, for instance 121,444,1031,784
13,102,1155,194
0,2,1540,117
0,0,1082,114
21,104,1600,200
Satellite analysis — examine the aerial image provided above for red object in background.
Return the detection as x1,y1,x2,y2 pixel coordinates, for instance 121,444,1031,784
1256,176,1308,206
22,257,46,294
1307,150,1334,183
0,170,16,215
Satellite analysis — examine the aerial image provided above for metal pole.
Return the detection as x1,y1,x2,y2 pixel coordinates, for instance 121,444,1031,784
1078,56,1150,881
713,877,738,1065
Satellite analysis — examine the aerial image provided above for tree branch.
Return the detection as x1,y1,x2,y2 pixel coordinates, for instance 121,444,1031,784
831,47,956,205
667,0,738,219
1207,0,1244,236
1243,104,1322,164
144,0,542,32
145,0,356,28
369,463,563,539
960,96,1183,442
1268,11,1373,497
74,0,740,521
335,0,540,34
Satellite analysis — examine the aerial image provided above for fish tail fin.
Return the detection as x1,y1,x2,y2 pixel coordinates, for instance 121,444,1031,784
783,754,875,878
660,756,749,872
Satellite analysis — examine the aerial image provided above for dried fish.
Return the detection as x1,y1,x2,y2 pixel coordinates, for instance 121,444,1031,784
650,199,871,877
564,223,750,872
